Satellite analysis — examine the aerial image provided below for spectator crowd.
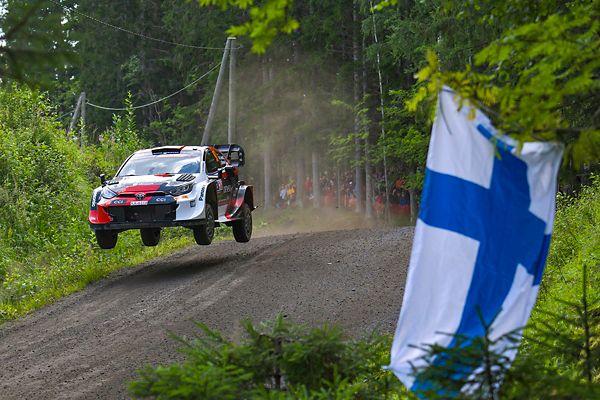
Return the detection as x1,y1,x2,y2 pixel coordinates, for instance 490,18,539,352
274,172,413,218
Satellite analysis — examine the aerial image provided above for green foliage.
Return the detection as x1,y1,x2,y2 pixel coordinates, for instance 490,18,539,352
520,176,600,389
412,328,520,399
198,0,299,53
95,92,145,173
329,98,370,168
407,1,600,167
382,89,429,189
503,188,600,399
0,85,232,322
0,0,76,86
130,315,410,399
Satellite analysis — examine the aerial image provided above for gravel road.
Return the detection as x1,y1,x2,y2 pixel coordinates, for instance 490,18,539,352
0,227,413,399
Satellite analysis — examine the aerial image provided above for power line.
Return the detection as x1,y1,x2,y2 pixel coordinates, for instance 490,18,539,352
86,63,221,111
47,0,230,50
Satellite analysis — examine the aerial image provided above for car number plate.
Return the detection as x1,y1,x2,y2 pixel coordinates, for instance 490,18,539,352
131,201,148,206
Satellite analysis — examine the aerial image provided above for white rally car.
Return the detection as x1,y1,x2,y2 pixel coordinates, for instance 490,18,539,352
89,144,254,249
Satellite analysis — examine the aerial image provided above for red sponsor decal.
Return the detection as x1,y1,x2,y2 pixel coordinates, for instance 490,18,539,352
224,195,244,220
121,185,161,193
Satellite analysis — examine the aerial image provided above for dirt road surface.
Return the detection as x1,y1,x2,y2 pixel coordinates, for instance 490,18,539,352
0,227,413,399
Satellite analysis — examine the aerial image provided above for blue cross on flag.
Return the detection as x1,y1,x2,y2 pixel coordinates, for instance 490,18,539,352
388,87,563,394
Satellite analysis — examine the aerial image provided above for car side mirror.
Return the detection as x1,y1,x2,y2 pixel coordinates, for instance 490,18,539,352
100,174,107,187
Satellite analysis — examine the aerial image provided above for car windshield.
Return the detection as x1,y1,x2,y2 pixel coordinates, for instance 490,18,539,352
117,154,201,176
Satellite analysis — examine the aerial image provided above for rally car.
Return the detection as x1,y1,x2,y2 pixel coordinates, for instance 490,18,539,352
89,144,254,249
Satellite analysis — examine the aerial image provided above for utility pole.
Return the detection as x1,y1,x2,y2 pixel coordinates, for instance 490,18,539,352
228,37,237,144
67,92,84,135
68,92,86,146
80,91,86,145
202,38,231,145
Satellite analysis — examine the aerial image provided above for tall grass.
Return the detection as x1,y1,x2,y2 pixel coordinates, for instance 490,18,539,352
0,87,203,322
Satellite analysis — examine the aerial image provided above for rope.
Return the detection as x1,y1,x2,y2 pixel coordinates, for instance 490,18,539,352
86,63,221,111
47,0,236,50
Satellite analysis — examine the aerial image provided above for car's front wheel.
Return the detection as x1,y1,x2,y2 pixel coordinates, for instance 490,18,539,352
193,203,215,245
140,228,161,246
232,203,252,243
95,230,118,249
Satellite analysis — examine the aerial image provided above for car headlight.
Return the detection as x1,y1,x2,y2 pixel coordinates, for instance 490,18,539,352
101,186,118,199
169,183,194,196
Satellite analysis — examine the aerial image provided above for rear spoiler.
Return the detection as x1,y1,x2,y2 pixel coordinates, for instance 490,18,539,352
151,145,186,155
213,144,245,167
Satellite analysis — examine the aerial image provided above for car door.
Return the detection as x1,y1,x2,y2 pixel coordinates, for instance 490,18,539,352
216,150,238,203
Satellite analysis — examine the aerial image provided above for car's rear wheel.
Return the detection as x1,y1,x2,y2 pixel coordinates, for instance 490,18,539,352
96,230,118,249
232,203,252,243
194,203,215,245
140,228,161,246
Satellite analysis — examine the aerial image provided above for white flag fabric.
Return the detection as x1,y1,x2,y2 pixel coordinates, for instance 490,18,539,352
388,88,563,393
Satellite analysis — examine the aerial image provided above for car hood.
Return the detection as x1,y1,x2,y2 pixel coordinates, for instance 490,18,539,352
107,174,197,194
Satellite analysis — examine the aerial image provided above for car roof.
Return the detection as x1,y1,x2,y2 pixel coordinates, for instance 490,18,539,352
132,145,210,157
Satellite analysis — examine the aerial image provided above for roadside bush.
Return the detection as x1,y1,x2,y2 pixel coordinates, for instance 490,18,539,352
517,175,600,387
0,86,202,321
129,315,410,399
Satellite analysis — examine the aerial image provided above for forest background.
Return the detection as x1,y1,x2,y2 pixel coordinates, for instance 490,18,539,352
2,0,598,210
0,0,598,398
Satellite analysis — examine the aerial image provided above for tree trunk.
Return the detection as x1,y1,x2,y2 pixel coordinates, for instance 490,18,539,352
336,167,342,209
295,140,304,208
352,0,363,213
409,187,417,223
369,0,390,222
264,147,272,210
312,151,320,208
365,142,373,218
262,56,272,210
362,33,372,218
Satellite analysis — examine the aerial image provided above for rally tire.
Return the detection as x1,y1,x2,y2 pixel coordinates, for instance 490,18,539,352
194,203,216,245
140,228,161,246
95,230,118,249
232,203,252,243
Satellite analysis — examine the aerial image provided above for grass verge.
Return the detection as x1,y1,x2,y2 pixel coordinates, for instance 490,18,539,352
0,227,231,324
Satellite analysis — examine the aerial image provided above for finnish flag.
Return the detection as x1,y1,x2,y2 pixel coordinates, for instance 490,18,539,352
388,88,563,392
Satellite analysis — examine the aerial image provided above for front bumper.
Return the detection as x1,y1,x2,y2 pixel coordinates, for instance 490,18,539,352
90,196,207,231
91,218,208,231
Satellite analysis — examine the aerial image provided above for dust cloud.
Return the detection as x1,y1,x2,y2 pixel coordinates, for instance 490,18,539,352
253,207,377,238
206,45,399,234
